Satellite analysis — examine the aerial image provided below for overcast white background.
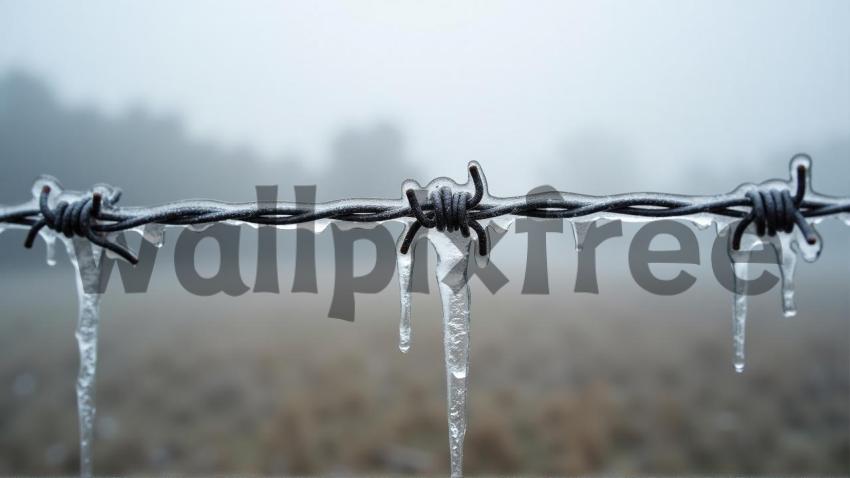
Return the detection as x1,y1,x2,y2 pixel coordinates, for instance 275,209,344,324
2,0,848,193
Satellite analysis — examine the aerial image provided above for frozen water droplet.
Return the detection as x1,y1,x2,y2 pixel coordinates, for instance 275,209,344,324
470,219,509,269
690,213,713,230
396,222,415,354
32,175,63,199
715,217,735,236
451,368,467,380
489,215,515,232
142,224,166,248
188,222,214,232
570,220,593,251
427,229,473,478
313,218,333,233
43,230,57,266
472,245,489,269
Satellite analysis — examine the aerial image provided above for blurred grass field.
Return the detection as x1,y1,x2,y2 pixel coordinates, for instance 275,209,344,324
0,240,847,475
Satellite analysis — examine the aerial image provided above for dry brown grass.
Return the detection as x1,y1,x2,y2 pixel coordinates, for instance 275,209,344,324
0,269,847,475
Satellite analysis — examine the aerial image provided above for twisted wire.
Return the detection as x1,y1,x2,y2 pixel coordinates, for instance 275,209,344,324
2,155,849,265
401,164,487,255
730,167,818,250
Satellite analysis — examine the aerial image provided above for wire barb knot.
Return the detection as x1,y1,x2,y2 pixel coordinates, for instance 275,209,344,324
400,164,488,256
24,185,139,264
732,162,818,250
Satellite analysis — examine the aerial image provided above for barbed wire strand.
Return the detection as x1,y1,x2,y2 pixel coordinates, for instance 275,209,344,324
2,154,849,265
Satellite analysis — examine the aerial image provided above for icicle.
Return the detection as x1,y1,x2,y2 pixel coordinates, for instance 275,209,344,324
428,229,473,478
64,235,104,478
775,233,798,317
396,221,415,353
775,154,822,316
775,226,822,316
43,229,57,266
727,226,764,374
391,162,545,475
732,259,748,373
472,219,511,269
395,164,484,478
729,224,822,372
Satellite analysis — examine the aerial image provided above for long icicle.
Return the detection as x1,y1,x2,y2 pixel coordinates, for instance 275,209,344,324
65,236,104,478
429,230,473,478
775,233,799,318
732,259,748,373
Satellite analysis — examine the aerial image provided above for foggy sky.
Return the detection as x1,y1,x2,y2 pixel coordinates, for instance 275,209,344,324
1,0,848,196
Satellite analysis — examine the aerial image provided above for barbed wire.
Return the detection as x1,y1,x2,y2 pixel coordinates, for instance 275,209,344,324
1,153,848,265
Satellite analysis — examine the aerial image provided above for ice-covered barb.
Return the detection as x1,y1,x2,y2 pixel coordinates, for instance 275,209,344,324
727,155,822,372
396,163,490,477
23,175,138,265
29,177,111,478
399,161,490,259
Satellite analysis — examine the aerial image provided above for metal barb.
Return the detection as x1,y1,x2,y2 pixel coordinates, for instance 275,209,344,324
732,160,818,250
401,164,487,256
23,185,139,264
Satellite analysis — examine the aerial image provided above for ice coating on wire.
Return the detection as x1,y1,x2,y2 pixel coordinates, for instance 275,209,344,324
3,155,847,266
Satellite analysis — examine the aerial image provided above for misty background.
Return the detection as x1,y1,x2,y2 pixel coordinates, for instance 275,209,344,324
0,0,848,475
